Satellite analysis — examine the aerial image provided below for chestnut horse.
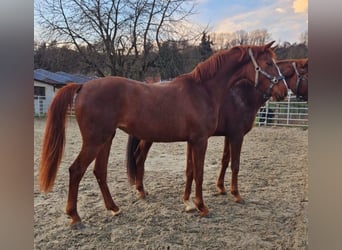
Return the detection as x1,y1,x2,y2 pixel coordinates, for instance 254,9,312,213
39,42,287,226
126,59,307,210
277,58,308,101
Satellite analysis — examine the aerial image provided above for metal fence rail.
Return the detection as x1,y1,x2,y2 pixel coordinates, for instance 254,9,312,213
255,94,308,127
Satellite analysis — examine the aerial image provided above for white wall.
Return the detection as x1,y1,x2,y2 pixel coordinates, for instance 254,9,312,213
34,81,56,115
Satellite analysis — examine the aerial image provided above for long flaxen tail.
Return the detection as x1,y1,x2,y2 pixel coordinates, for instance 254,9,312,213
39,83,82,192
126,135,141,185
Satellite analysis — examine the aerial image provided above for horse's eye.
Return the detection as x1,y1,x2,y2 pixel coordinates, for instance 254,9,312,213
266,62,273,66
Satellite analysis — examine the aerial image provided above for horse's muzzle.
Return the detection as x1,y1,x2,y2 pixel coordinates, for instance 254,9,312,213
273,92,287,101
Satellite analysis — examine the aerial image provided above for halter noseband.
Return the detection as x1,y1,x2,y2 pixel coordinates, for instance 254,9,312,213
292,61,307,100
248,48,287,99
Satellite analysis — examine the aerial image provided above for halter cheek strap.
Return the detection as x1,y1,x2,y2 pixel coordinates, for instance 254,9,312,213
248,48,287,98
292,61,307,99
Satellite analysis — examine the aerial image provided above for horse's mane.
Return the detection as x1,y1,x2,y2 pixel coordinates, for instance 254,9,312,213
189,45,276,83
172,44,277,84
277,58,308,75
190,49,235,82
277,58,308,65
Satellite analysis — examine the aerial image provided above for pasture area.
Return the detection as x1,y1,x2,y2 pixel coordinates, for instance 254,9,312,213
34,118,308,249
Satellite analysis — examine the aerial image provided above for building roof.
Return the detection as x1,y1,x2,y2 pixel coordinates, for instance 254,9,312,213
34,69,96,85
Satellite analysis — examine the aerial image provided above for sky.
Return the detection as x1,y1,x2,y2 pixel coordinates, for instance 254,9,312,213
34,0,308,44
190,0,308,44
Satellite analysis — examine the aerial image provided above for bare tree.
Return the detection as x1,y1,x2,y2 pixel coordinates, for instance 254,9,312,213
230,30,249,46
35,0,196,79
210,32,233,50
248,29,271,46
210,29,271,50
300,30,308,46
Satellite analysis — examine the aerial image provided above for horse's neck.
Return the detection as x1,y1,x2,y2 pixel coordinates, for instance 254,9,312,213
228,83,266,114
206,68,246,107
284,69,297,94
278,61,296,92
194,48,246,92
242,86,266,112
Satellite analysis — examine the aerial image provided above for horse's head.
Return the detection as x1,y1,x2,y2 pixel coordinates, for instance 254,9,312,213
235,41,288,101
294,58,308,100
277,58,308,101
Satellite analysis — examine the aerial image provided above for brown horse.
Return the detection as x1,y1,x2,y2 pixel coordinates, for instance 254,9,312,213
277,58,308,101
126,78,277,209
39,42,287,226
126,57,308,209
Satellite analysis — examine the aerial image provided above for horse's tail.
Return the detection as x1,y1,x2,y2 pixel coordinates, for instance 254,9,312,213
126,135,141,185
39,83,82,192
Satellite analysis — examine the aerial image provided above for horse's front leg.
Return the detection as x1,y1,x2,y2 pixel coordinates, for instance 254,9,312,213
216,136,230,194
135,140,153,198
182,143,196,212
189,139,209,217
230,137,245,204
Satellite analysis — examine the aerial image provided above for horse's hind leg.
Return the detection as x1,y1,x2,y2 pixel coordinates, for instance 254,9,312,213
93,134,121,215
216,136,230,194
66,143,100,226
135,140,153,198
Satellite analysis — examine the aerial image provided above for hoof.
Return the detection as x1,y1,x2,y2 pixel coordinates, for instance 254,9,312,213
216,187,227,195
137,190,148,199
111,209,121,216
231,190,244,204
183,199,196,212
234,197,245,204
70,221,85,230
199,206,209,217
233,194,245,204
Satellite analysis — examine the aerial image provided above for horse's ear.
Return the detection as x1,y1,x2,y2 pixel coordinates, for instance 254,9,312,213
264,41,276,50
299,58,308,70
270,44,278,51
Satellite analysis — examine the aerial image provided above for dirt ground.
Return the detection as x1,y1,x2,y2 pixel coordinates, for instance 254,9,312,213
34,117,308,249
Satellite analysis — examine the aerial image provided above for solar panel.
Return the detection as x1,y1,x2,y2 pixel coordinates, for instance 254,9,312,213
34,69,95,85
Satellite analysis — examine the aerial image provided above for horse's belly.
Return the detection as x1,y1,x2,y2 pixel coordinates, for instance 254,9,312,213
118,123,187,142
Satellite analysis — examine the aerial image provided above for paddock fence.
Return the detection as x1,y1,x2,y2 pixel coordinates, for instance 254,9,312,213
34,95,48,116
34,95,75,117
255,93,308,127
34,93,308,128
